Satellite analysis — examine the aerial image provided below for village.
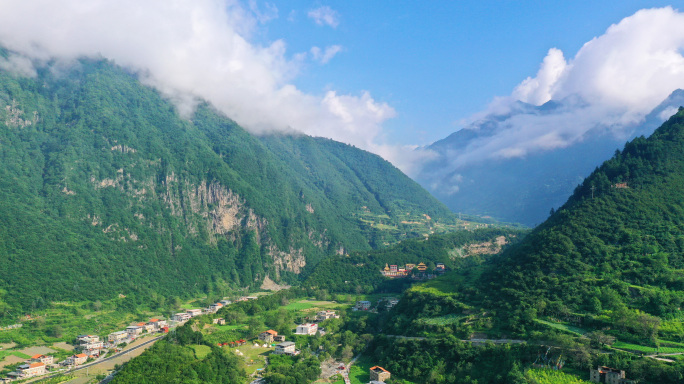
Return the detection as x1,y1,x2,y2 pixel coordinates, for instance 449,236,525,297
0,295,258,383
380,261,446,279
0,294,398,384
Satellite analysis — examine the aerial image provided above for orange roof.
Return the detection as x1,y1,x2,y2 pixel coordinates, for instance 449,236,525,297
370,366,389,373
75,353,87,358
29,362,45,368
265,330,278,335
149,318,159,322
31,354,44,359
137,322,146,326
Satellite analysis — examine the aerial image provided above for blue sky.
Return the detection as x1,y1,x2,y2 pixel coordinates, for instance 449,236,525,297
256,1,677,145
2,1,683,172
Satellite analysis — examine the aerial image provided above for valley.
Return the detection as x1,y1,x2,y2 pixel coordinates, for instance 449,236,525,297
1,5,684,381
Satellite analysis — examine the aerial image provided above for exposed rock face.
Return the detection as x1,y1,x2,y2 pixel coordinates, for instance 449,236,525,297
3,99,38,128
271,246,306,277
260,275,291,291
89,165,309,284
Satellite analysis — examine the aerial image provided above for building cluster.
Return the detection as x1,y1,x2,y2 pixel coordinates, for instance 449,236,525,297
108,318,169,349
172,299,234,323
353,299,398,312
217,339,247,347
0,296,248,382
589,366,634,384
380,262,446,279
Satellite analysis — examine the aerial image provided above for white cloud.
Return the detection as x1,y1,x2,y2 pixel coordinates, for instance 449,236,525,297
441,6,684,170
659,105,679,120
512,48,567,105
310,45,343,64
0,53,37,77
307,6,340,28
0,0,403,168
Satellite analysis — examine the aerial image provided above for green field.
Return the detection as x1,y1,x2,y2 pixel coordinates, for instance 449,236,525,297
535,319,587,336
189,344,212,359
612,341,684,354
283,299,345,311
214,323,248,331
231,344,270,375
0,350,30,360
417,314,465,326
526,368,590,383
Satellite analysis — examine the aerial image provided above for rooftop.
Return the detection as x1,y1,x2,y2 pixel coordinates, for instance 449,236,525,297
370,366,390,373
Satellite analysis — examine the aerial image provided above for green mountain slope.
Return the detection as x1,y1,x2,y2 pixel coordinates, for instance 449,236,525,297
0,56,454,313
483,108,684,318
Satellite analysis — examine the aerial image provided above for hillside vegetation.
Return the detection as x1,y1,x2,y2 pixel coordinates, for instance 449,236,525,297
371,110,684,383
0,54,456,315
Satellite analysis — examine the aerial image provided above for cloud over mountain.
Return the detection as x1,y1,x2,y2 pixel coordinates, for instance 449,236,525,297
0,0,395,163
447,6,684,168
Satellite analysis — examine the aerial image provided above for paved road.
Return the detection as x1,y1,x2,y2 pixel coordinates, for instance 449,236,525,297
31,335,164,383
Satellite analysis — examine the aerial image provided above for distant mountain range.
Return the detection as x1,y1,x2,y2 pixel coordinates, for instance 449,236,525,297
415,89,684,226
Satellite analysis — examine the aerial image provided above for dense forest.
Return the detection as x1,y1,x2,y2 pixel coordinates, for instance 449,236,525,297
111,323,247,383
481,108,684,322
303,228,526,294
364,110,684,383
0,52,457,315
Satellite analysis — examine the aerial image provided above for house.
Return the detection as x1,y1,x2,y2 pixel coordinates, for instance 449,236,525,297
219,300,232,306
16,362,46,378
435,263,445,271
259,330,278,343
80,339,104,351
274,335,286,342
173,312,191,322
209,303,223,312
148,319,168,330
589,366,635,384
385,298,399,309
108,330,128,344
143,323,156,333
295,323,318,335
416,262,427,272
71,353,88,365
405,263,416,270
126,325,143,337
356,301,371,310
370,366,391,382
316,310,338,321
186,309,202,317
212,318,226,325
274,341,296,355
31,354,54,365
77,334,99,343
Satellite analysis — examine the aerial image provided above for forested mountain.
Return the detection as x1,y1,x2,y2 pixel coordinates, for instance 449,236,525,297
482,107,684,318
397,108,684,342
0,53,455,314
364,110,684,383
415,90,684,226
